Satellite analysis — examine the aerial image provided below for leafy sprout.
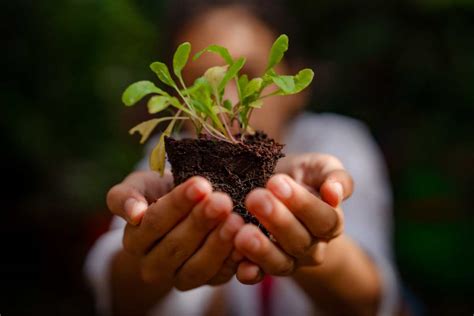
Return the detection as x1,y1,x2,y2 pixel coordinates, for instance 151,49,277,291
122,34,314,175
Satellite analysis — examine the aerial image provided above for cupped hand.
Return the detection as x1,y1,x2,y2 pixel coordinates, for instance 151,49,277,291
106,171,245,290
234,154,354,284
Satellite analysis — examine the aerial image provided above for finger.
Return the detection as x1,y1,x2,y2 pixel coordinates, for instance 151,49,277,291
236,260,264,285
176,213,244,290
123,176,213,255
207,249,244,285
140,192,232,284
234,225,295,276
246,188,313,259
292,154,345,185
319,169,353,207
106,170,174,225
289,154,352,202
266,174,341,239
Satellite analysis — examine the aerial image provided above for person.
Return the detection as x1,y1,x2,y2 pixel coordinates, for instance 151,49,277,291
85,0,400,315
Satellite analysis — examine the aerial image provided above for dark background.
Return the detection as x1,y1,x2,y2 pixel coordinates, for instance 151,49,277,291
1,0,473,314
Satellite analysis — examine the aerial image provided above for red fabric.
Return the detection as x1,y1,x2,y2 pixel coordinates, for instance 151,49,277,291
260,275,274,316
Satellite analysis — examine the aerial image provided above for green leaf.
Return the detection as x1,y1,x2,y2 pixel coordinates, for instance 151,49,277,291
223,99,233,112
238,74,249,93
272,75,295,94
204,65,228,90
193,99,225,133
180,76,207,95
194,45,234,64
168,96,184,109
122,81,168,106
188,78,212,113
147,96,170,114
150,62,176,87
212,105,232,114
262,71,276,89
218,57,246,92
173,42,191,82
243,78,263,98
239,107,251,128
293,68,314,93
249,100,263,108
266,34,289,71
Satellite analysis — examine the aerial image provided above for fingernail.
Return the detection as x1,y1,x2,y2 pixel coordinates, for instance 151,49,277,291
271,176,292,199
249,265,262,280
247,237,260,252
124,198,147,225
185,180,209,201
206,195,228,219
330,182,343,202
220,214,242,241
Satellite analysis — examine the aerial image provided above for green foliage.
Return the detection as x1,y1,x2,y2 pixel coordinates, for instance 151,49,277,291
150,62,176,87
122,81,168,106
266,34,289,71
193,45,234,64
173,42,191,83
122,34,314,174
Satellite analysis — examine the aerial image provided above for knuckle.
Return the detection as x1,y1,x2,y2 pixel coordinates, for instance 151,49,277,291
311,244,326,265
293,197,312,216
275,259,295,276
142,205,165,235
140,267,160,284
164,238,189,262
176,270,203,291
175,280,194,291
169,184,188,211
312,253,325,265
318,208,339,238
189,205,208,230
289,242,312,259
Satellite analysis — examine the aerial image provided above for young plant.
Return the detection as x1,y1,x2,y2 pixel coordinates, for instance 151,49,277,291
122,34,314,175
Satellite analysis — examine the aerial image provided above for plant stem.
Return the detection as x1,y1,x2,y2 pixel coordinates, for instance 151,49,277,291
213,88,237,143
175,87,201,132
175,104,229,140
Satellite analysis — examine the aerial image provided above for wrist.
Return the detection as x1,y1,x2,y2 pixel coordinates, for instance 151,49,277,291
111,249,173,315
293,234,349,281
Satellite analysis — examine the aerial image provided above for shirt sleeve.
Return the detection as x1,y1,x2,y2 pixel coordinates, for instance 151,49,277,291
292,113,401,315
83,216,126,316
83,138,157,315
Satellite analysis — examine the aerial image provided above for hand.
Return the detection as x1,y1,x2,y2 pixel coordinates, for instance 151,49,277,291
234,154,354,283
106,171,245,290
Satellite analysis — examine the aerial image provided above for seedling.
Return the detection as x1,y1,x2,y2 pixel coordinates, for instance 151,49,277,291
122,34,314,176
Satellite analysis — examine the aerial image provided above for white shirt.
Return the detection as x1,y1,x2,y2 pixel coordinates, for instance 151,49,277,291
84,112,400,316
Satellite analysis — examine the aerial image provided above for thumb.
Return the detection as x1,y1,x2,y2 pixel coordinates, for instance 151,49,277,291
106,170,173,225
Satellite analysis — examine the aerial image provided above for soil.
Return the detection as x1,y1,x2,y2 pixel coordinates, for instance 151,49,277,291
165,132,284,237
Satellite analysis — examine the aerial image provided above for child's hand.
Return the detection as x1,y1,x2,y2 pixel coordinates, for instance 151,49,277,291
106,171,245,290
234,154,353,282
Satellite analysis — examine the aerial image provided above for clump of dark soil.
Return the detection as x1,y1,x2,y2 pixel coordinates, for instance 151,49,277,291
165,132,284,236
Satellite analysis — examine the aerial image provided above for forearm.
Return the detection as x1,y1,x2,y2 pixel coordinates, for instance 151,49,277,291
292,235,381,316
110,249,172,316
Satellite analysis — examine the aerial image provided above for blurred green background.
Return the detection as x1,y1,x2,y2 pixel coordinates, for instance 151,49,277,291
1,0,473,314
